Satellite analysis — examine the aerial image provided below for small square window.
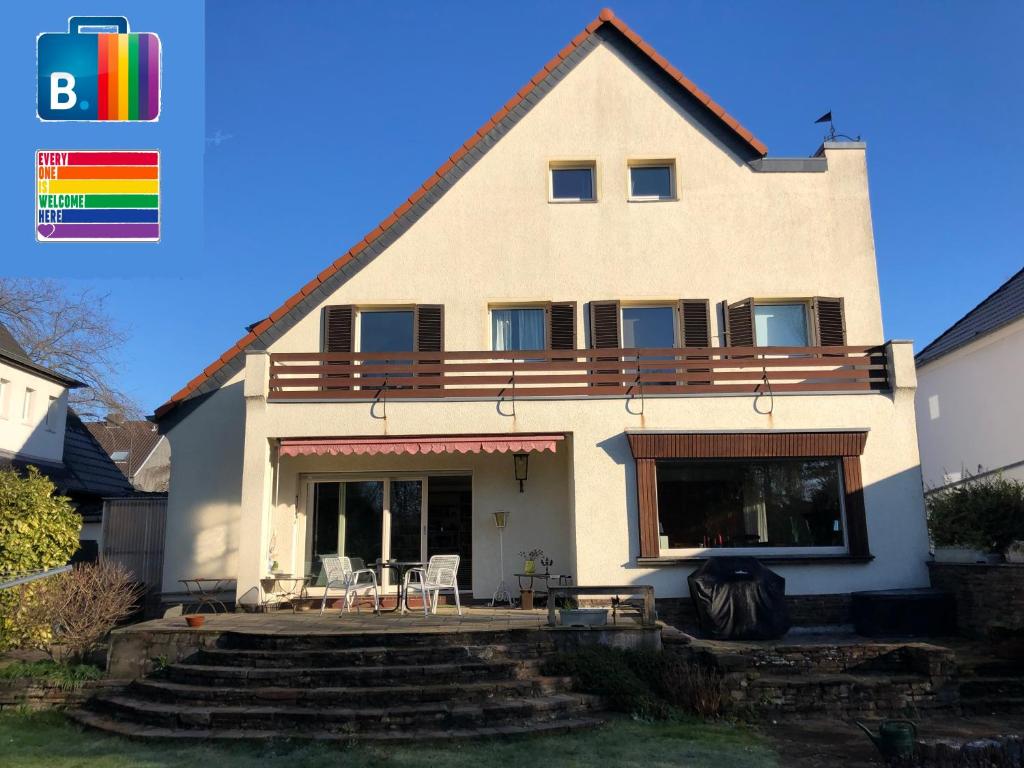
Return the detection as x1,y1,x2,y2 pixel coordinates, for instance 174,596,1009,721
629,162,675,200
754,303,810,347
550,164,595,202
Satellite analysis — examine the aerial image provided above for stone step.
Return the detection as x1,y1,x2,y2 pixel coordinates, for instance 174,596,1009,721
131,676,574,707
164,659,525,688
69,708,605,743
960,676,1024,699
194,644,488,668
87,691,598,732
219,629,556,653
960,696,1024,715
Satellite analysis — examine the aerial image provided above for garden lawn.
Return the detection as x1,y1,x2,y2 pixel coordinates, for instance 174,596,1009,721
1,711,777,768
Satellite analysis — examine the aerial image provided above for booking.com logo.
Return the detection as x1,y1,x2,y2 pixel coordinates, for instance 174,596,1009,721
37,16,161,121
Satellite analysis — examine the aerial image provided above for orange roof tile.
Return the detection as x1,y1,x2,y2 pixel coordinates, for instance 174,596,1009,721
154,8,768,419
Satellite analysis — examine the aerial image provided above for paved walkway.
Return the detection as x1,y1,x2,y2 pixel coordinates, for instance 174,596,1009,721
125,605,554,636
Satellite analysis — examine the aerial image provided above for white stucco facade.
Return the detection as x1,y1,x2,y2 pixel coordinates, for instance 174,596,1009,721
159,30,930,606
0,358,68,464
915,316,1024,491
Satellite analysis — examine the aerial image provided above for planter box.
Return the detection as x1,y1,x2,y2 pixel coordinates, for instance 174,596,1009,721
558,608,608,627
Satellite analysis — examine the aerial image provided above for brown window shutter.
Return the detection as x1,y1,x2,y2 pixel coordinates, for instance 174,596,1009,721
323,305,354,352
678,300,710,347
589,300,621,348
589,300,621,387
813,297,847,347
547,301,577,350
322,305,354,392
636,458,660,558
678,299,711,385
842,456,870,557
414,305,444,389
724,298,755,360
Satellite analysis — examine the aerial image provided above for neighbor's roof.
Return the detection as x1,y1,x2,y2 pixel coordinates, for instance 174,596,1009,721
154,8,768,420
916,267,1024,367
85,420,164,480
0,323,84,389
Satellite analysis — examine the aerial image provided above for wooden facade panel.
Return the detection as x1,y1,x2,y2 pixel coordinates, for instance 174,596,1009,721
842,455,870,557
626,430,868,459
635,458,660,558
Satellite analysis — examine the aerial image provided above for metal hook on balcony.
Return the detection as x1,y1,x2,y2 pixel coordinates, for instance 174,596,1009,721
370,375,387,420
754,367,774,415
497,368,516,417
625,360,645,416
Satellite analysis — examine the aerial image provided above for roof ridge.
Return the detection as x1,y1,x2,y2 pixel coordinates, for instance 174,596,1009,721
154,7,767,419
915,265,1024,364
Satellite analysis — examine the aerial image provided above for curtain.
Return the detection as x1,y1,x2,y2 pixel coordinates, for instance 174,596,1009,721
492,309,544,351
492,310,512,351
519,309,545,350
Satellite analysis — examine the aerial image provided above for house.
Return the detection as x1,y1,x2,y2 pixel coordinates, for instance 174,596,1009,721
86,419,171,492
0,323,133,559
154,9,929,615
915,267,1024,492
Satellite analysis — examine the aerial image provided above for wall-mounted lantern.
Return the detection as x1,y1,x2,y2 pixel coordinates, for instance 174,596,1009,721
513,452,529,493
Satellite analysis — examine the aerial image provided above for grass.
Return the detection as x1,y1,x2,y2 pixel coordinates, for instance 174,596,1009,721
0,711,778,768
0,661,104,691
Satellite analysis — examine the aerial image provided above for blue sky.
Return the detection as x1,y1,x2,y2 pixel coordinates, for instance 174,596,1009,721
2,1,1022,413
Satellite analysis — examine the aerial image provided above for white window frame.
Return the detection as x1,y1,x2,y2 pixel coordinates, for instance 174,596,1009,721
0,379,9,419
654,457,849,558
44,396,58,431
752,299,813,347
548,161,597,203
627,159,677,202
21,388,34,423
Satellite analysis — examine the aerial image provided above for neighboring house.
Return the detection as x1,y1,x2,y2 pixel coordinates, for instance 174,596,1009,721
0,323,133,558
915,267,1024,492
86,420,171,492
154,10,929,610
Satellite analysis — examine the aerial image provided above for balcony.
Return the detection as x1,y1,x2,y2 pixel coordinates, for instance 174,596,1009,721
267,345,889,402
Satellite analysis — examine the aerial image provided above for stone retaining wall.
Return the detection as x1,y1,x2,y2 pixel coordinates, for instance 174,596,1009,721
928,562,1024,638
0,678,119,711
892,736,1024,767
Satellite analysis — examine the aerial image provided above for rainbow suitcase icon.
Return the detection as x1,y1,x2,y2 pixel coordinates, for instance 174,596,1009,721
37,16,160,121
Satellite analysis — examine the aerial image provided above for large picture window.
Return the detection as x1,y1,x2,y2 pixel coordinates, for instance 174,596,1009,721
655,458,845,552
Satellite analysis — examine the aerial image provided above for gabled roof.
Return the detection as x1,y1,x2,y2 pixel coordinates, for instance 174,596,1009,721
85,420,164,481
0,322,84,389
916,267,1024,367
154,8,768,420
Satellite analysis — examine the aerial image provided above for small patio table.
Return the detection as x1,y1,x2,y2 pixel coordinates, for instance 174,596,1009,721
178,578,234,614
515,573,573,608
375,560,423,614
259,574,312,613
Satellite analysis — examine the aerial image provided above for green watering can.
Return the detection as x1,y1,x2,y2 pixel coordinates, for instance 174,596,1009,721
856,720,918,759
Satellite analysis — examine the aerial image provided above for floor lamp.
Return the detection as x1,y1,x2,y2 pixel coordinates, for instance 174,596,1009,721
489,510,513,607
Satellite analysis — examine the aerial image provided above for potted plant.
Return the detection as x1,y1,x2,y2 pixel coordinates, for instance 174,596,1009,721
928,472,1024,562
519,548,544,575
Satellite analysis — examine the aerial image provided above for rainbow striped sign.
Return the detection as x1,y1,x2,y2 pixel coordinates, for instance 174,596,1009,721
36,151,160,242
37,17,160,121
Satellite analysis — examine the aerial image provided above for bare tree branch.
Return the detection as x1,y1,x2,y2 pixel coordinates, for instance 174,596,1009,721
0,278,141,420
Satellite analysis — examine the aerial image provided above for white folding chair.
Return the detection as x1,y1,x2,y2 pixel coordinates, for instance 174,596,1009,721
318,555,379,615
404,555,462,617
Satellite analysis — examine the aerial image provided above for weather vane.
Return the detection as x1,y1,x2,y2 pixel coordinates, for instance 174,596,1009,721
815,110,861,142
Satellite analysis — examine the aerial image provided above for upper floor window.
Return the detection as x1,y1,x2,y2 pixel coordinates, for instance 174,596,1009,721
22,388,34,422
754,303,810,346
629,161,675,201
492,307,545,352
0,379,8,419
550,163,595,202
621,305,676,348
45,396,58,431
359,310,414,354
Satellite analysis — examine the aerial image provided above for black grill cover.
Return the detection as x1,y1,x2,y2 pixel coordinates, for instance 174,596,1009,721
687,557,790,640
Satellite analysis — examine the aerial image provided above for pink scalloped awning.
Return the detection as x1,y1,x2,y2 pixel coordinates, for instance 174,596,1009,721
278,434,564,458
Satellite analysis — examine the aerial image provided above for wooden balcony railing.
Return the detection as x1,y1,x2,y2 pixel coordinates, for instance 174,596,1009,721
267,345,889,402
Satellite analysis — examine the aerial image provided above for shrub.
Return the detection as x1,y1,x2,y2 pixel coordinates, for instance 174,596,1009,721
0,467,81,651
927,472,1024,554
20,561,141,664
540,645,724,719
0,660,103,691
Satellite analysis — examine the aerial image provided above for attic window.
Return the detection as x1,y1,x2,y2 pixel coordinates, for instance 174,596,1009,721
629,161,675,201
550,163,595,202
111,450,130,462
